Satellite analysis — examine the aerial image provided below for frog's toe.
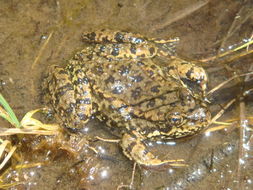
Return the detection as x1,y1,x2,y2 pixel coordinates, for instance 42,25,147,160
120,132,183,170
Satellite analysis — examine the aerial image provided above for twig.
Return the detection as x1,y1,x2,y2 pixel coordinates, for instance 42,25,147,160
32,31,54,69
210,99,236,124
238,98,246,190
207,72,253,96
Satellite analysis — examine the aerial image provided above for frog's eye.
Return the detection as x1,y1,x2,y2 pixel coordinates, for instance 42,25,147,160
167,112,184,127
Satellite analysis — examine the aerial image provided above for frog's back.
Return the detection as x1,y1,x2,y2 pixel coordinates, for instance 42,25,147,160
85,59,180,106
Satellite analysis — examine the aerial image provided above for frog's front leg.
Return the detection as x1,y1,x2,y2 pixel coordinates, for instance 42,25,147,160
44,64,93,130
120,131,185,169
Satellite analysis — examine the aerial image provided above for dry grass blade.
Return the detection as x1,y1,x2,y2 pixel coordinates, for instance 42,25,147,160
210,99,236,124
0,146,16,170
96,136,120,143
0,182,22,189
20,109,60,131
0,140,17,170
0,140,10,158
32,31,54,69
246,32,253,51
0,107,14,127
199,39,253,63
207,72,253,96
205,125,233,133
0,109,60,136
218,48,253,65
14,162,45,169
0,128,58,136
218,0,253,53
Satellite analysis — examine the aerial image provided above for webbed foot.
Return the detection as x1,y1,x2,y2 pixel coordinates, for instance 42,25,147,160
120,131,186,170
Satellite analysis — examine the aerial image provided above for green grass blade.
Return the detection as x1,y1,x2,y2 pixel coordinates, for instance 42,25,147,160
0,94,20,128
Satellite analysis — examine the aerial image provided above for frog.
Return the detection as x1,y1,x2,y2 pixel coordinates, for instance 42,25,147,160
43,29,211,169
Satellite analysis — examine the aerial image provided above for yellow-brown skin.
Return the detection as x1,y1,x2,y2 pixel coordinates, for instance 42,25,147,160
43,30,211,169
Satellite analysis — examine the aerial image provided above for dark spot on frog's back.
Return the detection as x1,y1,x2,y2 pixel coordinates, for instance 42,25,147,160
150,85,161,93
149,47,155,55
73,77,89,85
119,65,130,76
91,65,104,75
167,66,175,72
56,83,74,96
76,98,91,105
147,70,154,77
131,87,142,99
131,75,143,82
105,76,115,84
112,85,124,94
114,32,124,43
85,32,96,41
96,66,104,74
111,47,119,56
58,69,69,75
158,95,166,101
74,69,83,75
137,61,144,66
99,45,106,52
65,103,75,114
130,45,136,54
147,99,155,108
102,37,110,43
77,113,89,121
66,65,74,73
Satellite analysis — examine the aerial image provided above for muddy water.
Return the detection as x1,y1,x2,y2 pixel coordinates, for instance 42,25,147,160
1,0,253,189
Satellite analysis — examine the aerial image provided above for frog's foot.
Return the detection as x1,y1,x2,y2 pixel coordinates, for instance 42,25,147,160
120,132,186,170
166,59,208,97
82,29,147,44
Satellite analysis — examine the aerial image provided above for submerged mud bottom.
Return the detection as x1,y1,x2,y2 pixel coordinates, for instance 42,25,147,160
165,142,237,189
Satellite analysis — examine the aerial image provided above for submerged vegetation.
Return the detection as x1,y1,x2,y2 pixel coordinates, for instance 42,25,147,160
0,93,60,188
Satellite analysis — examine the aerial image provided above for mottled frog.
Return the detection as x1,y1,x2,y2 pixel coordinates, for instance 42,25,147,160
43,30,211,168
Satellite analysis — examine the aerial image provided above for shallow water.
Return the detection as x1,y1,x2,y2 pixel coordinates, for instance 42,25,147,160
1,0,253,189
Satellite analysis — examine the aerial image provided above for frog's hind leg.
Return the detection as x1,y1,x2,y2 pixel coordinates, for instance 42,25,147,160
45,65,93,130
68,63,94,129
121,131,186,170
